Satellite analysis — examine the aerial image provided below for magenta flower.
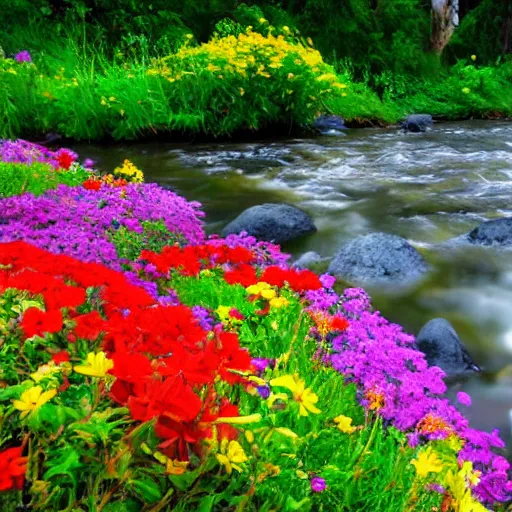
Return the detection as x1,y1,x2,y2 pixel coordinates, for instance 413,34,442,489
457,392,472,407
311,477,326,493
14,50,32,63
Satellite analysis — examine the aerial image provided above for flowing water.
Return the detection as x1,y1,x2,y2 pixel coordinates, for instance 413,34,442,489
74,120,512,454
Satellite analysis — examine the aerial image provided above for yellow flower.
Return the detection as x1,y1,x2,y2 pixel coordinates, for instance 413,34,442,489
459,461,481,487
269,374,321,416
269,297,289,309
411,448,443,477
471,54,477,61
334,414,356,434
246,282,272,295
73,351,113,377
444,469,488,512
153,452,189,475
216,439,248,475
239,88,245,96
258,18,268,24
462,87,471,94
216,305,231,322
109,96,116,102
260,288,276,300
13,386,57,419
282,26,290,33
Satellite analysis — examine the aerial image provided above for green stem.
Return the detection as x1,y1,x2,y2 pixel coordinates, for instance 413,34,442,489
349,415,381,469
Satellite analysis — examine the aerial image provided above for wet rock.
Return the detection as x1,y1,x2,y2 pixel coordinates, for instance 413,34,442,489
416,318,480,376
293,251,326,269
402,114,433,133
221,203,317,244
313,115,347,135
328,233,429,286
467,217,512,247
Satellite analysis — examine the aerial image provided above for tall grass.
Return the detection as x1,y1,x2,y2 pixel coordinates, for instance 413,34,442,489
0,23,511,142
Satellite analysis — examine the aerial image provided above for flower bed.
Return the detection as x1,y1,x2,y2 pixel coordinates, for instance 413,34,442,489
0,141,510,511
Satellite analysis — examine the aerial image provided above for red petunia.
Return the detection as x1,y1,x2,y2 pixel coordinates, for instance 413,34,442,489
0,446,28,491
21,308,63,338
74,311,107,340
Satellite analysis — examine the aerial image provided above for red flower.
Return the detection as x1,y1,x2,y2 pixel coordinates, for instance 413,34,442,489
331,316,349,331
21,308,63,338
52,351,70,364
0,446,28,491
57,150,75,170
82,178,101,191
74,311,107,340
224,264,258,287
215,332,253,384
261,266,321,292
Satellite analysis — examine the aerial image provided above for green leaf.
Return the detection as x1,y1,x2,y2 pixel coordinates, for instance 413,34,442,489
285,496,311,511
44,446,82,487
197,495,216,512
127,477,163,504
103,498,141,512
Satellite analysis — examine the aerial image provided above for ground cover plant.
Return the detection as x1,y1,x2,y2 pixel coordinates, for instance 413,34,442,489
0,140,510,511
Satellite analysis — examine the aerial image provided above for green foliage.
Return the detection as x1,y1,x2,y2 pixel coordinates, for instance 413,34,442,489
111,221,184,262
447,0,508,64
0,161,90,198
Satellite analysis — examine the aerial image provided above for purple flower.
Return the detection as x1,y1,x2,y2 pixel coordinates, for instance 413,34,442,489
15,50,32,63
319,273,336,289
311,477,326,493
251,358,272,373
257,385,271,399
83,158,95,169
407,432,420,448
192,306,214,331
456,391,472,407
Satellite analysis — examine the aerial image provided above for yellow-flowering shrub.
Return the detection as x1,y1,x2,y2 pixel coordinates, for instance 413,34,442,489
147,27,348,133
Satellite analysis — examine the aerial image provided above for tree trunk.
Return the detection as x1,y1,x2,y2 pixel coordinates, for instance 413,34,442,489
504,0,511,54
431,0,459,53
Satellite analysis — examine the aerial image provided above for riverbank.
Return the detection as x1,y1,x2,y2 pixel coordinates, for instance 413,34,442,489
0,139,510,511
1,30,512,142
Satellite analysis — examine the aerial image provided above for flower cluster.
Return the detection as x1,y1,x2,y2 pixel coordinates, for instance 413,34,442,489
0,183,205,268
0,139,84,170
113,159,144,183
324,287,511,505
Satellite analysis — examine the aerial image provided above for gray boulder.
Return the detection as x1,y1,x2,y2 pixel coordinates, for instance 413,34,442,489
313,115,347,134
328,233,429,286
402,114,433,133
221,203,316,244
467,217,512,247
416,318,480,376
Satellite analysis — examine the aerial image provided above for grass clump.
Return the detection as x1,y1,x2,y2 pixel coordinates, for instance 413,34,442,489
0,161,90,198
